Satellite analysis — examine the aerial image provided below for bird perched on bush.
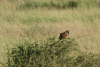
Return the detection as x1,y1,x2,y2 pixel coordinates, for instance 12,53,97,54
59,30,69,40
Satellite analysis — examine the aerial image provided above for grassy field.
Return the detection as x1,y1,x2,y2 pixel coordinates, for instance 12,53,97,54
0,0,100,67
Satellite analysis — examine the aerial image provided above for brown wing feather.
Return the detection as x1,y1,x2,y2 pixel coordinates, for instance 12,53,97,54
59,33,63,40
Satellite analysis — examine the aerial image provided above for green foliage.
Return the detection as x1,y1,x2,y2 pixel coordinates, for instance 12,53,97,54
17,0,100,10
68,1,78,9
18,0,78,10
6,37,81,67
78,0,100,8
19,1,36,9
5,36,100,67
74,54,100,67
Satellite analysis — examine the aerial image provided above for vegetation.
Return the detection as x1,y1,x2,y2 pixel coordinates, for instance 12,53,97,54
7,37,78,67
17,0,100,10
6,37,100,67
0,0,100,67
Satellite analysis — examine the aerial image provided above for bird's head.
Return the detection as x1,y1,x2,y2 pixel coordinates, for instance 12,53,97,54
65,30,69,34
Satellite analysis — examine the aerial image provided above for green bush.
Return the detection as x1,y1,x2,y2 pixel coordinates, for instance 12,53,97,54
18,0,77,10
6,37,80,67
68,1,78,9
8,0,100,10
5,36,100,67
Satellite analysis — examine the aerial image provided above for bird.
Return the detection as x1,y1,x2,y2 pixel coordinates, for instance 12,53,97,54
59,30,69,40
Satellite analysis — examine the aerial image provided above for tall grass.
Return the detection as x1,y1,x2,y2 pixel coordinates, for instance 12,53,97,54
0,0,100,67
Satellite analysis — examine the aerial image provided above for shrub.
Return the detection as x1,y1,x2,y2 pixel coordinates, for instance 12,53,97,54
5,36,100,67
18,0,78,10
6,37,80,67
68,1,78,9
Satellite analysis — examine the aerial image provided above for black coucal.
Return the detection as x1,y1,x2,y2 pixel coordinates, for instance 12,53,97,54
59,30,69,40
